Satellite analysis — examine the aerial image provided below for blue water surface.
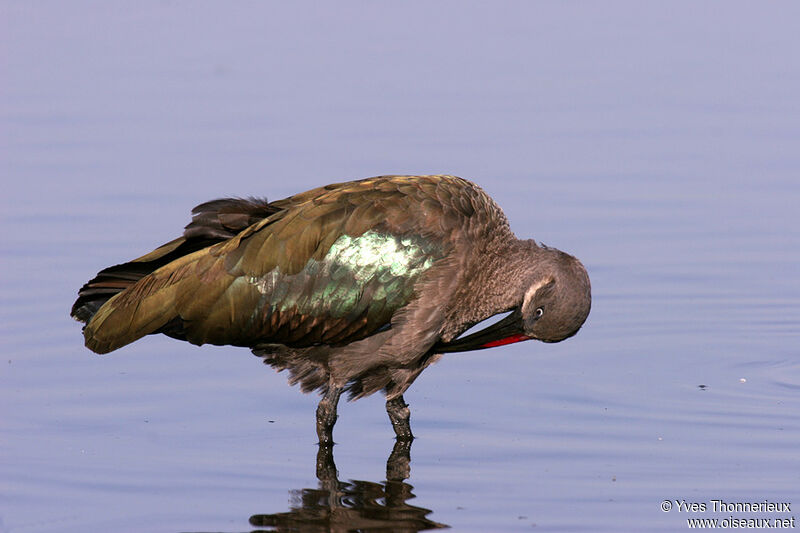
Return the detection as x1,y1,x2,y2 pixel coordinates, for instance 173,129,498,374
2,2,799,532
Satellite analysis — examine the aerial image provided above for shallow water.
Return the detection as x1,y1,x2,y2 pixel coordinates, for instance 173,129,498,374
2,2,799,532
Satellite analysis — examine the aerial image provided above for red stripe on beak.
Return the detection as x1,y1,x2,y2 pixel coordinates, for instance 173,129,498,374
480,334,531,348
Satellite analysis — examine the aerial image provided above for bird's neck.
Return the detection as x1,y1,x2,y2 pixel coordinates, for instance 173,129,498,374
441,238,543,341
480,237,543,308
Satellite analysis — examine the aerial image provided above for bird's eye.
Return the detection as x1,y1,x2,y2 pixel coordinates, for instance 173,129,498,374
534,307,544,319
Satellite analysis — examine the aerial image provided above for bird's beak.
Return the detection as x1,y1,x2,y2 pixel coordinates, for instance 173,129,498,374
433,309,531,353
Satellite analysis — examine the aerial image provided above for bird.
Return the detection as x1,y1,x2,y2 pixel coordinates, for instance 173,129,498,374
71,175,591,444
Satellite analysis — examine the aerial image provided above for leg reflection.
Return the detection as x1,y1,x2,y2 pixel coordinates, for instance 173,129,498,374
386,438,412,481
250,440,447,531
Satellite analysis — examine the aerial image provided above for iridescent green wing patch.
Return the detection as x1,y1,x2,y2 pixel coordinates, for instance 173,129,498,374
246,231,441,345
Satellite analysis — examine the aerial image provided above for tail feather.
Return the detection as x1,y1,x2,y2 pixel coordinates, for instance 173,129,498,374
70,237,205,325
71,196,278,352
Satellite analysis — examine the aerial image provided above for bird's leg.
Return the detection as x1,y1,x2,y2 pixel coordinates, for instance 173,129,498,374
386,395,413,441
316,385,342,445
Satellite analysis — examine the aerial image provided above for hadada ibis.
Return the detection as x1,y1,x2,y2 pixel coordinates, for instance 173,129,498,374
71,175,591,443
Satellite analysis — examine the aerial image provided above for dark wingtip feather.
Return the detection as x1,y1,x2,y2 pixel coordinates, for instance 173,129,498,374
70,263,145,324
72,197,281,330
71,299,102,324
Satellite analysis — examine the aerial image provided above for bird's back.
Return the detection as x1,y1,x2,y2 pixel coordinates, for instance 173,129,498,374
72,175,509,355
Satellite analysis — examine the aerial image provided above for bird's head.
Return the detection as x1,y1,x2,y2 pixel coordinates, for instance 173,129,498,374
435,247,591,352
519,249,591,343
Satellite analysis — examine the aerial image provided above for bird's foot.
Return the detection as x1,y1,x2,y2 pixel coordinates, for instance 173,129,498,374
315,410,336,445
316,386,342,445
386,395,414,441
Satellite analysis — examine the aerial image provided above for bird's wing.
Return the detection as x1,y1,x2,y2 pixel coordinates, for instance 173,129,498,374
71,197,281,323
82,175,482,354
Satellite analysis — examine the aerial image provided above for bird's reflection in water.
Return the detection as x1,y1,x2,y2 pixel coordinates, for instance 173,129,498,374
249,440,448,532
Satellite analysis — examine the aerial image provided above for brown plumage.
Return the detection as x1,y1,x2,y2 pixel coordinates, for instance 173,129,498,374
71,175,591,443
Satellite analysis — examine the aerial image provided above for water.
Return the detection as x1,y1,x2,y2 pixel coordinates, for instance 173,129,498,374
2,2,799,532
